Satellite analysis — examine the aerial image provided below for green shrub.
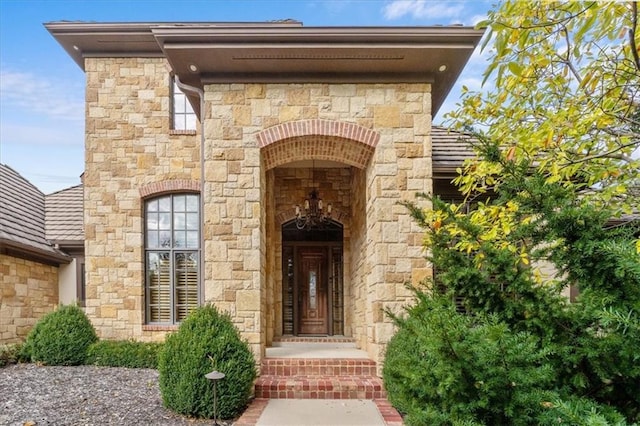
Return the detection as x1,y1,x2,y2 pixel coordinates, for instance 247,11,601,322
21,304,98,366
387,130,640,423
158,304,257,420
0,343,21,367
86,340,163,368
384,292,557,426
19,316,44,362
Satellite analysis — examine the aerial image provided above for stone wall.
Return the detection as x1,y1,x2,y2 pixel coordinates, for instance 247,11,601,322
264,168,277,344
82,68,433,366
349,168,368,349
201,84,265,357
0,255,58,343
203,82,433,364
84,57,200,341
360,85,433,367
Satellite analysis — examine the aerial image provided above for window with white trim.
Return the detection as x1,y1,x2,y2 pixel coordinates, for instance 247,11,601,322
145,193,200,323
171,77,197,131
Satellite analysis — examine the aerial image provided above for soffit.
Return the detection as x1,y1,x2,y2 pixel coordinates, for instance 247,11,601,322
45,22,484,116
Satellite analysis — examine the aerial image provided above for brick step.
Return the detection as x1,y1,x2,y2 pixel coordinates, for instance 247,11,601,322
261,357,377,376
255,375,386,399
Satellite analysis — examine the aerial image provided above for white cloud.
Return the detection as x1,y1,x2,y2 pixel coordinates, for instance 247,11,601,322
0,69,84,122
469,13,488,26
383,0,464,21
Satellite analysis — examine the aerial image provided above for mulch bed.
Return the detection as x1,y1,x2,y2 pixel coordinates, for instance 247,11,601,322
0,363,233,425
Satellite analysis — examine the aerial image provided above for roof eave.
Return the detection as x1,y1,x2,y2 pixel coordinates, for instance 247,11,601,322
45,22,484,117
50,239,85,250
0,238,72,265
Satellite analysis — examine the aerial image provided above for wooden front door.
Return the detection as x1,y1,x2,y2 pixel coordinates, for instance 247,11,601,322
298,247,328,335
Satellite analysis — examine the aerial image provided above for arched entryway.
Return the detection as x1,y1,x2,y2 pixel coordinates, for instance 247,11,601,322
259,119,378,346
281,220,344,336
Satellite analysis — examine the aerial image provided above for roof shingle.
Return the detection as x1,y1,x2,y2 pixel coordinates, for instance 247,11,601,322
45,185,84,243
0,164,68,260
432,126,476,174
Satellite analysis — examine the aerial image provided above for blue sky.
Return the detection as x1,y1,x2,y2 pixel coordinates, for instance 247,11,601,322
0,0,493,194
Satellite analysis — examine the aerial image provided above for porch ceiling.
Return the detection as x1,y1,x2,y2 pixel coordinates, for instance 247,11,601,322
45,21,484,117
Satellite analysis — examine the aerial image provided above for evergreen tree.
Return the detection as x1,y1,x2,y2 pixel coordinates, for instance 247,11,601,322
384,2,640,424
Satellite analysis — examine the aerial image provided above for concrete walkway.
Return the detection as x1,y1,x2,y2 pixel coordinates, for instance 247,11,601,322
257,399,385,425
234,340,404,425
234,398,402,426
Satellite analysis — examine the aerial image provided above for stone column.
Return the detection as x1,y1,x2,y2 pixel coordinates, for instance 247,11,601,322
364,84,433,371
202,84,264,360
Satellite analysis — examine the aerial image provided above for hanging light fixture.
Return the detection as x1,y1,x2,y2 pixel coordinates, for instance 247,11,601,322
295,161,332,230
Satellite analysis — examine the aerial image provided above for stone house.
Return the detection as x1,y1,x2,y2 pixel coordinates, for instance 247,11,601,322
44,20,484,367
0,164,84,342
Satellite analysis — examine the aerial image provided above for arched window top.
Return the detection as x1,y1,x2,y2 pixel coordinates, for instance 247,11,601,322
139,179,201,199
145,194,200,250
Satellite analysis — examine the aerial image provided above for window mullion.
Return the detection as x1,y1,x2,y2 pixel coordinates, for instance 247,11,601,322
169,194,175,324
195,250,200,318
145,252,150,323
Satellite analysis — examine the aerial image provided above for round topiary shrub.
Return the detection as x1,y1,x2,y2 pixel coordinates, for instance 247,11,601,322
158,304,257,420
22,304,98,366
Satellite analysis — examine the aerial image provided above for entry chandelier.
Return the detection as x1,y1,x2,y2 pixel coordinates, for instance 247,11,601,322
295,162,332,230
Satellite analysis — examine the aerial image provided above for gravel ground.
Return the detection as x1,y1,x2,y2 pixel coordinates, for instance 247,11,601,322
0,364,233,425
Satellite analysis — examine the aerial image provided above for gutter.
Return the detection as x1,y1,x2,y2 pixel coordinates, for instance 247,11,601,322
0,238,72,265
174,76,206,305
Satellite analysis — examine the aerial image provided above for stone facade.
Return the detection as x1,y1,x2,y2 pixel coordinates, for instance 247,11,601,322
84,57,200,341
0,255,59,343
198,82,433,362
82,57,434,367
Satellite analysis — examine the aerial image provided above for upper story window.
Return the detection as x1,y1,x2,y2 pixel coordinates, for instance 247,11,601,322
145,193,200,324
171,77,197,131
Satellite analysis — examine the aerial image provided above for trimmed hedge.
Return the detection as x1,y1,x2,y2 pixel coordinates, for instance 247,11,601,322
158,304,257,420
86,340,163,369
21,304,98,366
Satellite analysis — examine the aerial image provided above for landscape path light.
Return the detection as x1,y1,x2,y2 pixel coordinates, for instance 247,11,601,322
205,370,225,425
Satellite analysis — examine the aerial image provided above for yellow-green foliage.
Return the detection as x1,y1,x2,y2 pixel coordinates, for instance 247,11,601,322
447,1,640,253
0,343,21,367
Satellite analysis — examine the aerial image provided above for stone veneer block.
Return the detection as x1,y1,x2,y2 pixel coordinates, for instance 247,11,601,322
0,255,58,343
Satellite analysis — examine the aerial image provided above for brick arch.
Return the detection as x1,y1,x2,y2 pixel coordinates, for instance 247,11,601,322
138,179,201,198
276,207,349,227
257,119,380,171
